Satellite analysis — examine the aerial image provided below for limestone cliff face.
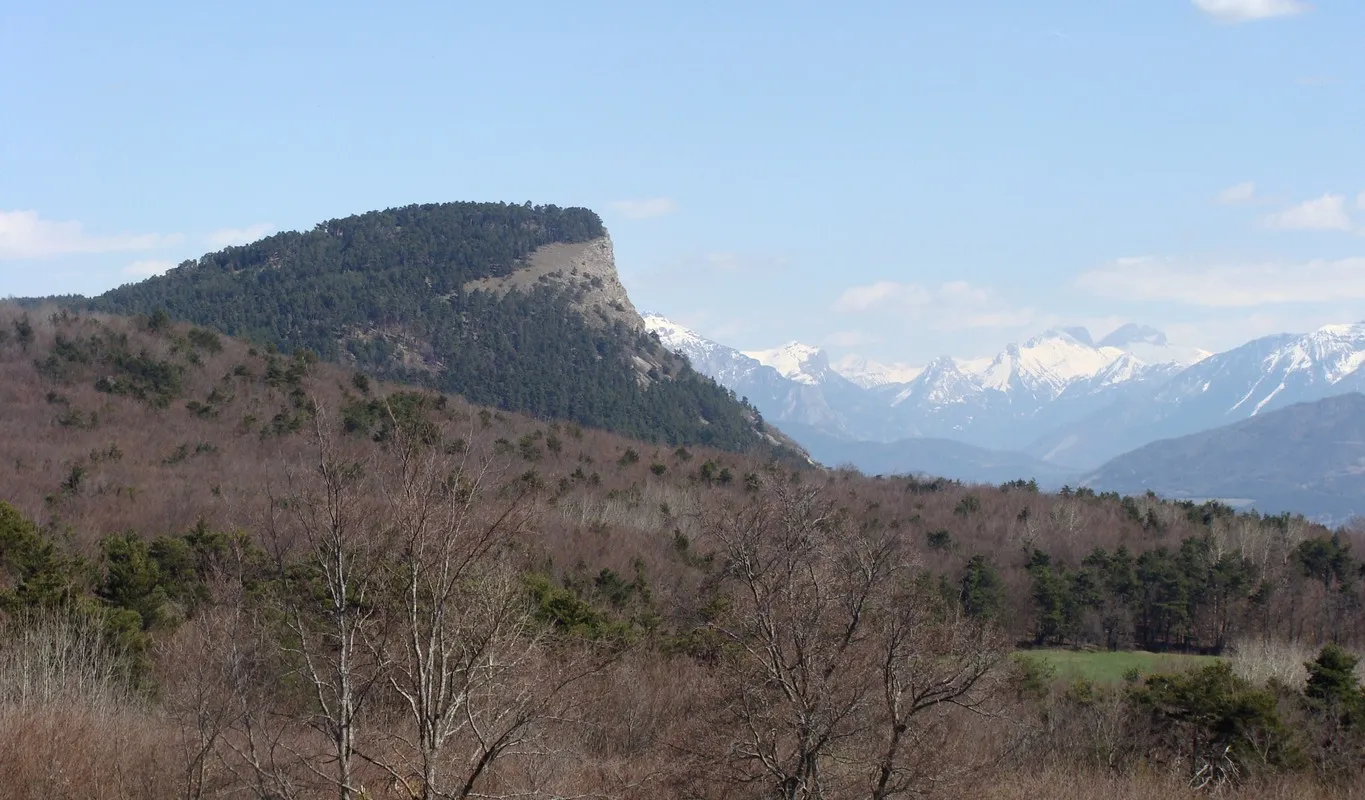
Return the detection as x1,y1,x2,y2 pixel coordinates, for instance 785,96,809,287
462,235,645,330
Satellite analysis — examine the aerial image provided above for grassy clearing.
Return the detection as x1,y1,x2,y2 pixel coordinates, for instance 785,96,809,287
1020,649,1221,685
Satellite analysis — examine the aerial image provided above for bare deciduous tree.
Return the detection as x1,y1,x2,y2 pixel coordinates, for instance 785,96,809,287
372,426,547,799
264,413,393,800
702,479,1009,800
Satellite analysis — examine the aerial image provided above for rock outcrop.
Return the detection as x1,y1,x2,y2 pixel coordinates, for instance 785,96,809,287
463,236,644,330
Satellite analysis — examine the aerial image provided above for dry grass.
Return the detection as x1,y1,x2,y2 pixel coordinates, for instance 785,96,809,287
976,767,1363,799
0,612,179,799
0,705,180,800
1228,636,1365,689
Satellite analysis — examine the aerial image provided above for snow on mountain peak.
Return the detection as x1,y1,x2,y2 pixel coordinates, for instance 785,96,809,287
1311,322,1365,340
642,313,704,348
1274,322,1365,384
969,330,1127,394
743,342,828,385
830,355,924,388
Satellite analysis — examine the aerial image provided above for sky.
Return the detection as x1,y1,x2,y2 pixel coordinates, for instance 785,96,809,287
2,0,1364,366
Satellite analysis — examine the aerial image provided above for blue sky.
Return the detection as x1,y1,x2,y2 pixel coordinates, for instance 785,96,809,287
3,0,1363,364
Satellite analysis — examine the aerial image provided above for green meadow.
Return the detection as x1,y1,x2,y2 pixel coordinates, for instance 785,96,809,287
1019,649,1221,685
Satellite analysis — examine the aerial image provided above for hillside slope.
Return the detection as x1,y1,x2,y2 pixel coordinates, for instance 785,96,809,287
2,307,1361,800
1085,393,1365,521
78,202,776,453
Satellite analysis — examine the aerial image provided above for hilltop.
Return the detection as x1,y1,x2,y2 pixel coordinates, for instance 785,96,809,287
67,202,783,454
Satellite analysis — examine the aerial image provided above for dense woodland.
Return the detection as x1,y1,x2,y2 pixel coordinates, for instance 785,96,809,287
64,202,770,452
2,307,1365,798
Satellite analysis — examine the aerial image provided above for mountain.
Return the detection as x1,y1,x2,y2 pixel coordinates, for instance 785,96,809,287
830,354,923,388
743,342,830,385
781,423,1079,487
1031,323,1365,468
1085,393,1365,522
644,313,889,440
644,316,1104,482
642,314,1230,480
884,327,1193,451
75,202,783,454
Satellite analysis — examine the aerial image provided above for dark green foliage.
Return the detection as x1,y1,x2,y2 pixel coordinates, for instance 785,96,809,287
35,326,187,407
1024,536,1260,653
959,555,1005,620
1029,554,1081,645
0,501,85,611
524,573,623,639
342,390,442,444
1296,534,1357,592
98,533,170,630
1305,645,1364,721
926,529,952,551
1132,662,1299,778
186,326,223,353
84,201,767,452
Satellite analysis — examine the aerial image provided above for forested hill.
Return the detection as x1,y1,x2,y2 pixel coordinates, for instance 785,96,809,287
80,201,778,453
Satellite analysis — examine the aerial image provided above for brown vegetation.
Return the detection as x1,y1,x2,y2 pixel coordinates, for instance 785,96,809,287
1,305,1363,798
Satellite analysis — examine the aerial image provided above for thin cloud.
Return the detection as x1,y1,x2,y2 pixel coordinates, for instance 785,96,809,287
833,280,1037,331
1192,0,1309,23
1216,181,1257,205
0,209,179,260
607,197,678,220
1077,255,1365,307
1263,194,1351,231
208,223,275,248
833,281,932,313
123,259,177,278
1357,191,1365,211
824,330,881,347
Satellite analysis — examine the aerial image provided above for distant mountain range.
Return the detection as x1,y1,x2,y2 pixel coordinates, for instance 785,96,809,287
1030,324,1365,467
645,314,1365,512
1085,393,1365,523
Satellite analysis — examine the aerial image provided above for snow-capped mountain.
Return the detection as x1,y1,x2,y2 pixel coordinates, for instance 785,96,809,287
830,355,923,388
648,312,1365,510
644,313,767,386
643,313,1195,460
1030,322,1365,467
883,328,1186,450
743,342,832,386
643,314,884,439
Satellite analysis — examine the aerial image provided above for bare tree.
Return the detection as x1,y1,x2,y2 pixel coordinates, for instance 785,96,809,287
373,427,534,798
866,601,1007,799
365,401,615,800
263,412,393,800
702,478,1009,800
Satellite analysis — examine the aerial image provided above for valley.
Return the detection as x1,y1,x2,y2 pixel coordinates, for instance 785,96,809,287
647,314,1365,519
